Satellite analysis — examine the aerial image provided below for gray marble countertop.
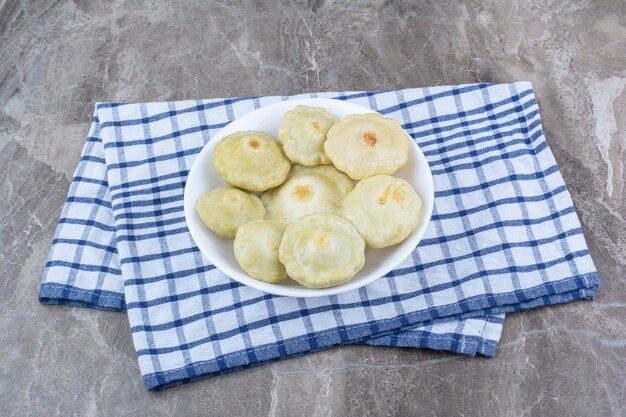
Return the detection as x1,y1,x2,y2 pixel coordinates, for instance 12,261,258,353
1,1,625,416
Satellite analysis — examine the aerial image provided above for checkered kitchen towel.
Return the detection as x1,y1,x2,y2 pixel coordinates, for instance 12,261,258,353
39,82,599,391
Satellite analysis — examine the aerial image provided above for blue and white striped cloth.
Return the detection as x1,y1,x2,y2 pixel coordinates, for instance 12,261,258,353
39,82,599,391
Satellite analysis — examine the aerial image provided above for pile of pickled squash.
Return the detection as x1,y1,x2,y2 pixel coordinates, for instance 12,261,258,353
196,105,422,289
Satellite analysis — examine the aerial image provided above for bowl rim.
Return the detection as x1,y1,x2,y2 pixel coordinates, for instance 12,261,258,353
183,98,434,298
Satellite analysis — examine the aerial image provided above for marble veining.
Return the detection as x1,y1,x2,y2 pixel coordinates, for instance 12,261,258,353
1,1,625,416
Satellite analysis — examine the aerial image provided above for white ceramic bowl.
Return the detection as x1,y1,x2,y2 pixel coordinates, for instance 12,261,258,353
184,98,434,298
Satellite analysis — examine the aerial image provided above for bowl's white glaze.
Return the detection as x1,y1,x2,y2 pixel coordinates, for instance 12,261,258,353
184,98,434,297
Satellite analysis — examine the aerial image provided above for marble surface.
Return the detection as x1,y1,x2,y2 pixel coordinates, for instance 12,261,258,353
1,0,625,415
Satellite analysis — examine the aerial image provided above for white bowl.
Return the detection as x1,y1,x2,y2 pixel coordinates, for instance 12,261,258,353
184,98,434,298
